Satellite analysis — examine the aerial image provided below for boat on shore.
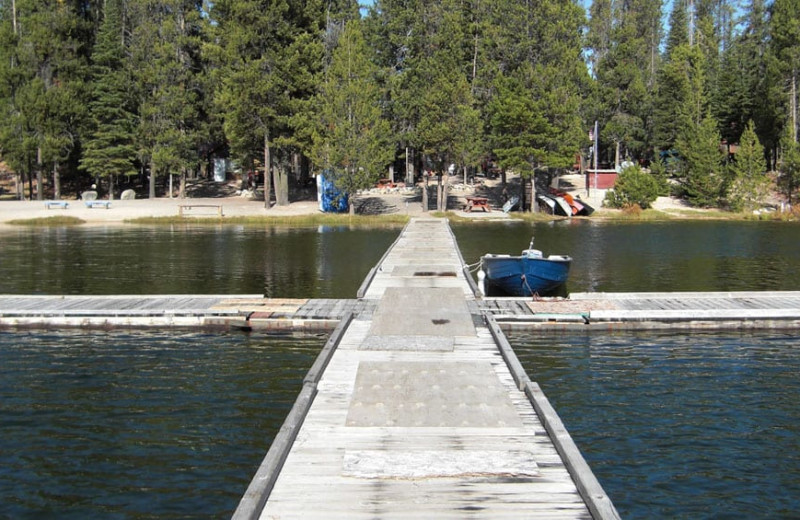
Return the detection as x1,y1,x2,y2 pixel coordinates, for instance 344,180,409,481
479,239,571,296
537,189,595,217
502,195,520,213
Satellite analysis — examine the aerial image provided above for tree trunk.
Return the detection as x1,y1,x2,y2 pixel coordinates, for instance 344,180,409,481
179,170,186,199
263,131,272,210
472,31,478,87
168,173,173,199
109,174,115,200
15,173,22,200
436,174,443,211
36,147,43,201
792,70,797,144
442,173,449,211
530,174,538,213
275,161,289,206
149,160,156,199
53,162,60,200
405,147,413,184
615,141,621,170
422,175,429,212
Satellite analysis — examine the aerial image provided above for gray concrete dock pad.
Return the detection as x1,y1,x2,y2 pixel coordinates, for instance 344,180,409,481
346,361,523,428
369,287,475,337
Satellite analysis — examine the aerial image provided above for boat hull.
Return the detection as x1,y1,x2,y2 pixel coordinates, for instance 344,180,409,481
481,254,571,296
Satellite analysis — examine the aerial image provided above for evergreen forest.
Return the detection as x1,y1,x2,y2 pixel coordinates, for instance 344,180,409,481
1,0,799,211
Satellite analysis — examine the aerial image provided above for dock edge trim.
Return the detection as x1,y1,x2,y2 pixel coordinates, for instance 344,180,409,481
356,221,408,299
526,381,621,520
231,312,355,520
486,312,621,520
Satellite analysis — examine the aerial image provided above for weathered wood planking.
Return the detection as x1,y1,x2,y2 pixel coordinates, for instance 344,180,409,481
236,218,617,520
2,290,800,329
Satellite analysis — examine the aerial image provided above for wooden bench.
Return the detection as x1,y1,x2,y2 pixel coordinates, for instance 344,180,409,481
84,200,111,209
45,201,69,210
464,196,490,212
178,204,223,217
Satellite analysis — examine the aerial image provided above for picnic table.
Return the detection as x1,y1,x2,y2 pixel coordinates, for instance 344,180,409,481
464,196,490,212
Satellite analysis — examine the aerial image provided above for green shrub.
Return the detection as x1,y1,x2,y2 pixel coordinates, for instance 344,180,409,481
647,157,672,196
604,165,662,209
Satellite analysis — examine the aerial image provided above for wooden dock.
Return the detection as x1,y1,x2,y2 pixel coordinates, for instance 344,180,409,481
3,291,800,330
233,218,618,519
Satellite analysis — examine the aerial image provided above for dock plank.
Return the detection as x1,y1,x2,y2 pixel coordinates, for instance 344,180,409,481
237,218,615,520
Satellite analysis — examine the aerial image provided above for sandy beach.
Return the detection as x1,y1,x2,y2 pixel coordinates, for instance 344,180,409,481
0,176,519,226
0,174,697,226
0,189,504,226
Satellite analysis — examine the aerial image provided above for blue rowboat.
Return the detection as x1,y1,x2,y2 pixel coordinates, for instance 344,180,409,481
480,240,571,296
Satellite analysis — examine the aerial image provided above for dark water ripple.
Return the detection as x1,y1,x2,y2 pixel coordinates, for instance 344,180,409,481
509,331,800,519
0,226,398,297
0,330,324,519
454,220,800,292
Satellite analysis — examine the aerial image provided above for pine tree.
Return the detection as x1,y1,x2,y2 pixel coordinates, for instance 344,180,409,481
0,0,88,200
311,19,394,215
779,124,800,204
128,0,204,199
208,0,353,208
734,0,781,167
715,35,751,145
586,0,613,78
770,0,800,145
592,0,664,164
676,114,726,207
652,44,706,150
726,120,769,211
489,68,551,177
81,0,137,198
695,0,721,113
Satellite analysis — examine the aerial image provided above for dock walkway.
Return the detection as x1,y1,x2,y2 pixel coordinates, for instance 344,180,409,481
234,218,618,519
3,291,800,330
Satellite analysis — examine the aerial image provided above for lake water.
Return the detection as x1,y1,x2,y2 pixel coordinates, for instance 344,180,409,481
509,330,800,519
0,225,400,297
1,220,799,296
453,220,800,293
1,220,800,518
0,329,324,519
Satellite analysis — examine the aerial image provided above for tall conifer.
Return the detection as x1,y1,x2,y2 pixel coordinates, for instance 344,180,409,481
81,0,137,197
311,20,394,214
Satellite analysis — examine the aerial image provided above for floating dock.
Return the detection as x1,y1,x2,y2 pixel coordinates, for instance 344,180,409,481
3,291,800,330
233,218,618,519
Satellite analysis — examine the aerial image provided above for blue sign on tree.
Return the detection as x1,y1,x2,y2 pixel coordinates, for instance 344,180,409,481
316,172,349,213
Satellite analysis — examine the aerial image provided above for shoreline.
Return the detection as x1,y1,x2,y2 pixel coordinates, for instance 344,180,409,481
0,175,778,227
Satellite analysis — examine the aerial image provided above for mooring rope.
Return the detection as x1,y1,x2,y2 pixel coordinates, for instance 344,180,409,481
465,260,482,272
520,274,540,299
